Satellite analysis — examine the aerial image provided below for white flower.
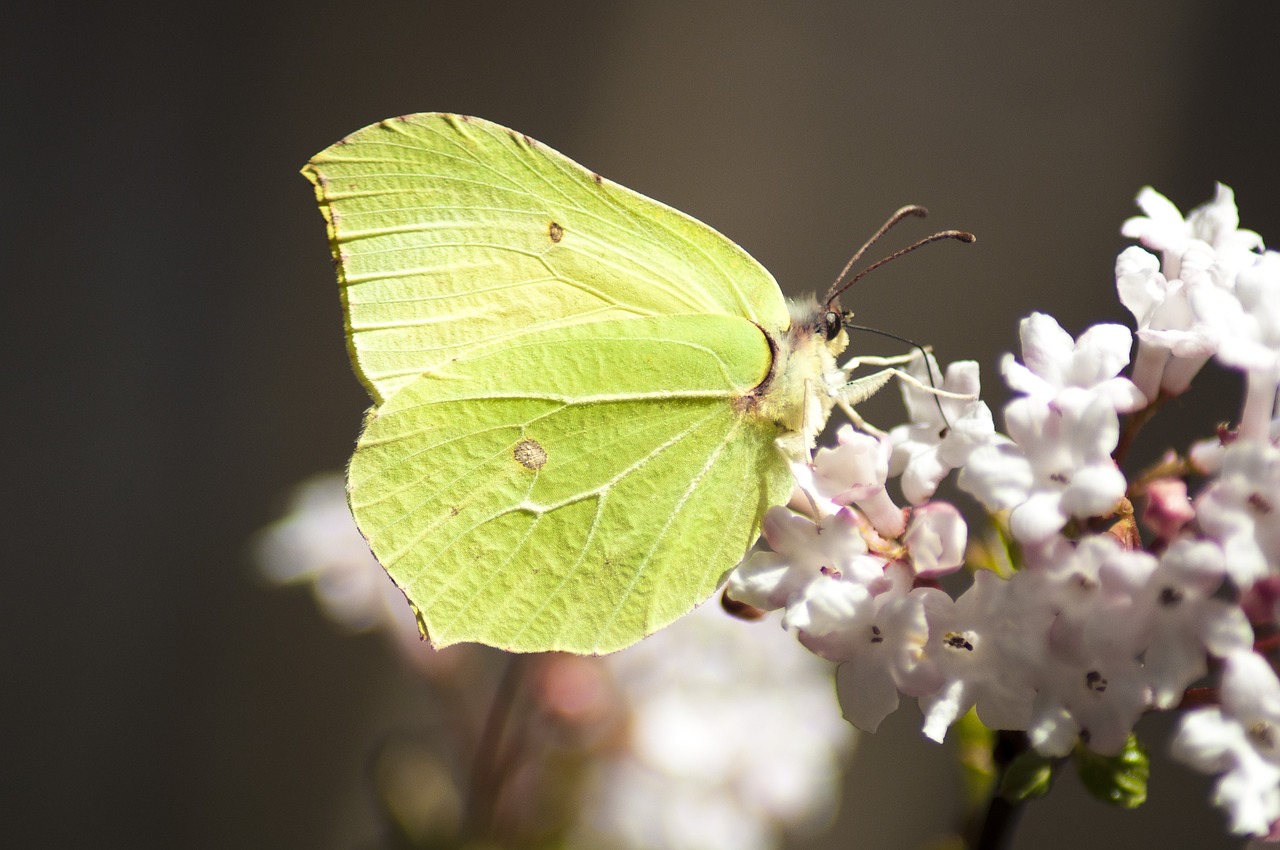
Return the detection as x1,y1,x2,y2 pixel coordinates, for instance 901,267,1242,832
827,563,943,732
1191,433,1231,477
786,574,878,661
1002,536,1154,755
1102,538,1253,708
901,501,967,579
1201,251,1280,375
1122,183,1263,282
1193,250,1280,439
888,356,997,504
1119,184,1265,401
959,313,1131,544
727,506,886,612
1002,313,1147,413
1195,439,1280,588
1173,651,1280,836
811,426,905,537
918,570,1037,742
960,393,1127,544
1121,186,1189,260
1116,245,1215,398
1026,653,1150,757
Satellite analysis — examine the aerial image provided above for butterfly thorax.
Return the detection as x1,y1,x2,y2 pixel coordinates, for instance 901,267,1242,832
740,296,848,459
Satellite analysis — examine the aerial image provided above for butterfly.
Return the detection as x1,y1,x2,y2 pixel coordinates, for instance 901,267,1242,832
303,113,968,654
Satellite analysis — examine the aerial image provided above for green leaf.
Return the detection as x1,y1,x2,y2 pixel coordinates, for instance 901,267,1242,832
998,749,1055,803
1074,736,1149,808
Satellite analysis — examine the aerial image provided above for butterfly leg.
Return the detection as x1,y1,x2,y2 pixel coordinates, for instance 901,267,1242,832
836,396,889,438
880,367,977,400
835,364,978,435
840,348,929,373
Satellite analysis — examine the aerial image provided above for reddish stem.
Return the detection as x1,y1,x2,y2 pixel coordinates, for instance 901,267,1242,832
1177,687,1219,711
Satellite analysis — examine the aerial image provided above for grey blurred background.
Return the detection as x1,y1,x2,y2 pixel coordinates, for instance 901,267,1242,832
7,2,1279,847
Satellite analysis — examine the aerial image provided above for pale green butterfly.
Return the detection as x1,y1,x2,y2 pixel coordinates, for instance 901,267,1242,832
304,113,968,655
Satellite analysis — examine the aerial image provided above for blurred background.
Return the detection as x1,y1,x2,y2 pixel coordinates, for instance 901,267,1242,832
8,1,1280,847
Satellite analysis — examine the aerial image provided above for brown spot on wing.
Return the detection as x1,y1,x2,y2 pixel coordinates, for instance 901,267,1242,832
513,438,548,471
548,221,564,243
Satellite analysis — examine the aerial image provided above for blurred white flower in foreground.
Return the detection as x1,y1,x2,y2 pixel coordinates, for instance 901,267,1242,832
259,474,853,850
256,473,412,634
578,603,854,850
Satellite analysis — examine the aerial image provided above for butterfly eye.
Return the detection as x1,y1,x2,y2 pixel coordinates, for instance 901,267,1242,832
822,310,843,340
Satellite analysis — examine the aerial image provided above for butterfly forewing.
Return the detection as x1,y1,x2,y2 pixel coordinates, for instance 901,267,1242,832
304,113,789,404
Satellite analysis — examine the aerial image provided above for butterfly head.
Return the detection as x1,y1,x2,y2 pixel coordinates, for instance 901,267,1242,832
787,295,850,357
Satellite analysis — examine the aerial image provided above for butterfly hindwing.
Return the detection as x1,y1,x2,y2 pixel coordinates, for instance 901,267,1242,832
348,315,793,653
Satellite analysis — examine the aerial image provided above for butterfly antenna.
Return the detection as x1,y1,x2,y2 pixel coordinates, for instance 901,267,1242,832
825,205,927,303
824,206,975,307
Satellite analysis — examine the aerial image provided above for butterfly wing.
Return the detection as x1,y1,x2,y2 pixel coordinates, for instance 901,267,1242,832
303,113,790,404
349,314,793,654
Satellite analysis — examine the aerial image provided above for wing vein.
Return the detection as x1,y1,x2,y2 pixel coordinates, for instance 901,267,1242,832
591,417,745,646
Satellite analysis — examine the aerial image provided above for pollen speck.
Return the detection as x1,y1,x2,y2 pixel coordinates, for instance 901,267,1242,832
514,438,548,470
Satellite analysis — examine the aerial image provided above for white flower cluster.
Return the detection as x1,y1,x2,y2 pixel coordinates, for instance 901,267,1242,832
728,184,1280,836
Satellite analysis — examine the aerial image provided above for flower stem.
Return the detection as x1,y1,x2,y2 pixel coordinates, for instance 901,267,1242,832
463,654,526,841
1113,393,1167,468
973,793,1025,850
968,731,1030,850
1255,631,1280,655
1177,686,1219,710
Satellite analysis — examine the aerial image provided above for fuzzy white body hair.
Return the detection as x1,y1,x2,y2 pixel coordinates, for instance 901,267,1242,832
746,295,850,460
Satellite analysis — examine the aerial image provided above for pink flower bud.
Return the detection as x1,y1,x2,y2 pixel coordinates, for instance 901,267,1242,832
1141,477,1195,540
